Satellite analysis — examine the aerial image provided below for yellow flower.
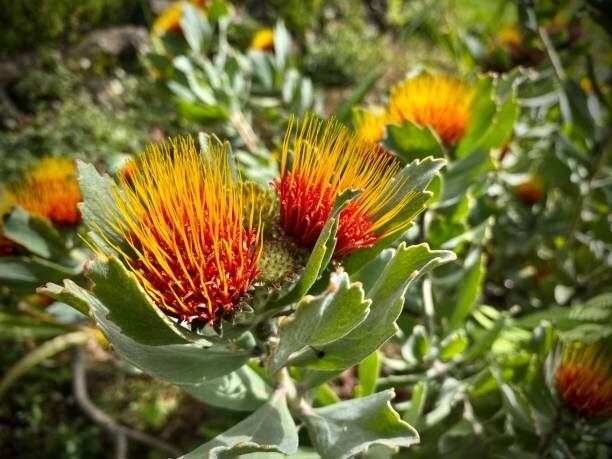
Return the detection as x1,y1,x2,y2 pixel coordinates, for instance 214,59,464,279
153,1,207,36
555,342,612,418
355,108,391,145
251,28,275,51
93,137,263,328
497,24,523,50
274,115,418,257
388,75,475,146
6,157,81,227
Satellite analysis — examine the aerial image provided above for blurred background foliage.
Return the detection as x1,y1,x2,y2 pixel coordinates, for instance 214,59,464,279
1,0,611,457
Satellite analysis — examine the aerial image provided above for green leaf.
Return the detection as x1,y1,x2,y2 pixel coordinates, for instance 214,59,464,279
559,323,612,343
181,390,298,458
440,217,493,249
42,279,248,384
77,161,124,249
456,75,496,157
475,93,519,151
355,351,380,398
382,122,445,162
273,21,291,70
269,271,371,374
180,4,211,53
424,378,465,427
177,99,229,123
440,150,494,206
268,190,359,308
401,325,430,364
87,257,191,345
314,383,341,406
303,389,418,459
351,248,395,293
2,207,66,259
569,293,612,321
336,71,380,123
206,0,229,22
0,256,82,292
515,294,612,343
402,381,428,426
294,243,455,371
563,78,596,138
494,375,537,434
376,157,447,226
250,50,274,88
182,365,272,411
448,250,486,330
462,315,507,363
438,330,468,361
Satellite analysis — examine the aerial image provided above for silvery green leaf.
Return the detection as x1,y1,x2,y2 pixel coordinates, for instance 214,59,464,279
182,365,272,411
181,390,298,458
42,276,248,384
292,243,454,371
3,207,66,259
268,270,371,374
303,390,418,459
42,257,191,345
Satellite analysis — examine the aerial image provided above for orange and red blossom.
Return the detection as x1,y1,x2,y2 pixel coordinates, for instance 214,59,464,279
94,137,263,328
274,116,417,257
388,75,475,146
515,178,544,206
6,157,81,227
555,342,612,418
153,0,207,36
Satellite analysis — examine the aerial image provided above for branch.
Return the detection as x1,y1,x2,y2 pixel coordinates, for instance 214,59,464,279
0,330,92,400
276,367,312,418
72,348,182,458
526,7,566,82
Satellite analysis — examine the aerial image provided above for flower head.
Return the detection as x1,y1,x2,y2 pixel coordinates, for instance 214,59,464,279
274,115,417,257
515,178,544,206
388,75,475,146
96,137,263,328
355,108,391,145
6,157,81,226
153,0,207,36
555,342,612,418
251,28,275,51
497,24,523,50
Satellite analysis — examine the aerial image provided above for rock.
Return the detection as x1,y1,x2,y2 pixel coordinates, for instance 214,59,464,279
69,26,149,58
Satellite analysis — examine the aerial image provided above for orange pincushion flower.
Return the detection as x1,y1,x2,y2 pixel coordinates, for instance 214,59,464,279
515,178,544,206
388,75,475,146
153,1,206,36
251,28,275,51
95,137,263,328
7,157,81,226
555,342,612,418
274,116,418,257
355,108,391,145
